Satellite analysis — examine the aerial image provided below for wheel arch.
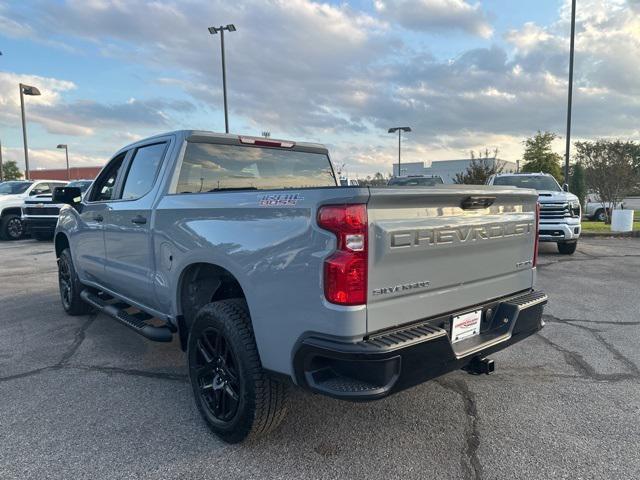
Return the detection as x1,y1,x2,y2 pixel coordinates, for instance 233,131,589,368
0,206,22,217
176,262,250,351
54,232,70,258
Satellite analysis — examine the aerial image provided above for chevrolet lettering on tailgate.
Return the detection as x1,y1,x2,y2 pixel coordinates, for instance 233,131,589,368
390,221,534,249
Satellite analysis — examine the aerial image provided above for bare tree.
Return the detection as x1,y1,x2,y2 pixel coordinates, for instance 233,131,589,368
575,140,640,223
454,148,504,185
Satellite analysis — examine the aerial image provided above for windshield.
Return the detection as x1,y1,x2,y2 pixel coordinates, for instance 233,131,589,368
176,143,336,192
68,180,93,192
493,175,561,191
388,176,444,186
0,181,32,195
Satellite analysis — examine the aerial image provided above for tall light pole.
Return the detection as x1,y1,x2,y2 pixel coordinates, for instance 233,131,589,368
208,24,236,134
19,83,41,180
388,127,411,176
0,139,4,182
564,0,576,185
57,144,69,180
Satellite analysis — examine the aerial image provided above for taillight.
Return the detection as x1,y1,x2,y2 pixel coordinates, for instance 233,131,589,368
533,202,540,267
317,204,368,306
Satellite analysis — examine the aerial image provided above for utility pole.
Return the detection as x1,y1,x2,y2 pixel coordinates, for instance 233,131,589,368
564,0,576,185
208,24,236,134
388,127,411,176
0,139,4,181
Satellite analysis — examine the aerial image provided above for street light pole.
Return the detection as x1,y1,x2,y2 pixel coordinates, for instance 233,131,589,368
0,139,4,182
19,83,41,181
388,127,412,176
57,144,69,180
564,0,576,185
208,24,236,134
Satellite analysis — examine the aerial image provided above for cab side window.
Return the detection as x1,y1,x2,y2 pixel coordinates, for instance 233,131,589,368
89,153,126,202
120,142,166,201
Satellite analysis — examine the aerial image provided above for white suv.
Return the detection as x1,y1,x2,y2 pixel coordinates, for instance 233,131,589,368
487,173,581,255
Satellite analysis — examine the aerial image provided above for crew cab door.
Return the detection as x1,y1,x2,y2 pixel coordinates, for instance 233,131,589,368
75,153,126,283
102,140,169,310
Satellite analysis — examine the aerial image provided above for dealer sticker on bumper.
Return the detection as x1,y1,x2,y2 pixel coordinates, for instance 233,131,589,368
451,309,482,343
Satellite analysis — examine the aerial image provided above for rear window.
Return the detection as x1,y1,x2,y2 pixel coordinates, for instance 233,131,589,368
175,143,335,193
388,176,443,186
493,175,561,191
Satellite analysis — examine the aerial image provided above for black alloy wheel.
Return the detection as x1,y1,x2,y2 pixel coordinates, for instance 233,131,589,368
192,327,241,423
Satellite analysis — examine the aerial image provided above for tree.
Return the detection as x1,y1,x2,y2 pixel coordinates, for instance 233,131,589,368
521,131,563,182
454,148,504,185
1,160,22,181
575,140,640,223
356,172,388,187
569,161,586,207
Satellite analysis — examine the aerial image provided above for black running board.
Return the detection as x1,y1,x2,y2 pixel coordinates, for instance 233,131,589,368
80,290,173,342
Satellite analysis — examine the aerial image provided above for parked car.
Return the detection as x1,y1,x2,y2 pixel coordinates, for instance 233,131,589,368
388,175,444,186
583,194,625,222
0,180,68,240
487,173,581,255
54,130,546,442
22,180,93,241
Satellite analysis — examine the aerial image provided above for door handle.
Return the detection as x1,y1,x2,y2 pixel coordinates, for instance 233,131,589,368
93,214,104,222
131,215,147,225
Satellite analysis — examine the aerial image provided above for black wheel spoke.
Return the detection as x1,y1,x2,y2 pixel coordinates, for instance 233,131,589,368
192,326,241,423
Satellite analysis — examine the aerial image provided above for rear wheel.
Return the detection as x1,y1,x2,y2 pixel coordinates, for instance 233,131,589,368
188,299,288,443
558,241,577,255
0,214,25,240
58,248,93,315
594,209,606,222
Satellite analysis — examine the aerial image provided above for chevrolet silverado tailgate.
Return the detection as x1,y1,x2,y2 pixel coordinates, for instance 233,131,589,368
366,186,537,333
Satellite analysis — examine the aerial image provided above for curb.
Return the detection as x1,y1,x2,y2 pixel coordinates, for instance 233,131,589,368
580,231,640,238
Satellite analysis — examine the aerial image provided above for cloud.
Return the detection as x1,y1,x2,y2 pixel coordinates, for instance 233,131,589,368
2,146,106,172
1,0,639,177
0,71,195,137
375,0,493,37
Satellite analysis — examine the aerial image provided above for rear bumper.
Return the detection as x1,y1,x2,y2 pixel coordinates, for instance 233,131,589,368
293,290,547,400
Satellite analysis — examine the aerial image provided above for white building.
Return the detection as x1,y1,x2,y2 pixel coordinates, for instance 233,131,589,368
393,159,517,184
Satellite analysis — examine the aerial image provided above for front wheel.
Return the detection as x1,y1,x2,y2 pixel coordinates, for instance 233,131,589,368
58,248,93,315
558,241,577,255
0,214,25,240
188,299,288,443
594,209,606,222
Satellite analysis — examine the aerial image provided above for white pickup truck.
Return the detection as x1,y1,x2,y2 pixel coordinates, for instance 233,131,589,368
0,180,67,240
487,173,581,254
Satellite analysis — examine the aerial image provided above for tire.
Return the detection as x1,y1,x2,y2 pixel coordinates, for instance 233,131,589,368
188,299,288,443
58,248,93,315
558,241,577,255
0,214,25,241
594,209,606,222
33,231,54,241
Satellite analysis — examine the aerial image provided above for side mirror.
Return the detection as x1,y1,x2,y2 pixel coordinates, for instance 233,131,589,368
562,183,569,192
53,186,82,207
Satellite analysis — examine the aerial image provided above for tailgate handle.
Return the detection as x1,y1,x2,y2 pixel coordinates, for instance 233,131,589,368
461,196,495,209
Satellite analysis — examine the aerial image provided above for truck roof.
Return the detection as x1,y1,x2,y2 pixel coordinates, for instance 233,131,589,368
120,130,328,154
492,172,553,177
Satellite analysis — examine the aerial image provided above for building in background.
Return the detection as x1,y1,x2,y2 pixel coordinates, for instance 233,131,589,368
29,166,103,181
393,159,517,184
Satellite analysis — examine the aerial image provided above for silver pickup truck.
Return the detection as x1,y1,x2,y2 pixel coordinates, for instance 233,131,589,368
53,130,547,442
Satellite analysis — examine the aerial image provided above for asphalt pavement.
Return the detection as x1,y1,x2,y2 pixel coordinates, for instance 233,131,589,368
0,237,639,480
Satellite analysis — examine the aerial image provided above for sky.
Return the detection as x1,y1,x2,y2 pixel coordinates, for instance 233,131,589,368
1,0,639,177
